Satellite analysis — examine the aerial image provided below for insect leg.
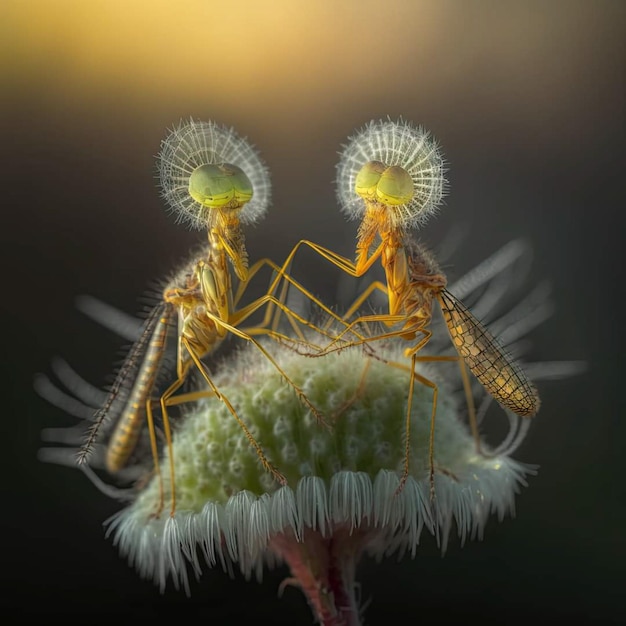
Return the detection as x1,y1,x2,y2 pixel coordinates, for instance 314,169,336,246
180,336,288,486
233,257,372,346
155,374,186,516
328,358,373,422
210,312,332,430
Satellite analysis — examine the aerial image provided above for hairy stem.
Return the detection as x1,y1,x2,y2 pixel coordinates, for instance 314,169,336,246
269,526,368,626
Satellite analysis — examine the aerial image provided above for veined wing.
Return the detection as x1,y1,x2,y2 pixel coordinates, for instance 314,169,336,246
77,303,172,465
437,289,540,417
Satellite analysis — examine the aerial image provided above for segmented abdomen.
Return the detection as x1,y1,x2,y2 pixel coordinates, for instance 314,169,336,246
105,306,173,472
437,290,540,417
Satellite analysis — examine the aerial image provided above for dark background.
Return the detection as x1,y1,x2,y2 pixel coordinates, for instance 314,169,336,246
1,1,624,623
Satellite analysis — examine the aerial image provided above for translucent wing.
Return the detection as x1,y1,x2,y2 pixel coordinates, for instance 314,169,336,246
77,303,171,465
437,289,540,417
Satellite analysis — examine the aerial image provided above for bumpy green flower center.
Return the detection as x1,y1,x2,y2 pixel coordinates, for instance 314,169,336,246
131,342,470,515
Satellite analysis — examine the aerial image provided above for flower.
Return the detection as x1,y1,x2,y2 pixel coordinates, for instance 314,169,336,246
104,337,533,607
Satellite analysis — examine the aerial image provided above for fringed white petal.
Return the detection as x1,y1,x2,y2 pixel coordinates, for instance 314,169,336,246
106,460,532,592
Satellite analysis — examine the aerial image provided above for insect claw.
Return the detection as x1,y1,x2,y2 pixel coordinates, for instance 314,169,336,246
429,470,436,503
269,465,288,486
394,472,409,497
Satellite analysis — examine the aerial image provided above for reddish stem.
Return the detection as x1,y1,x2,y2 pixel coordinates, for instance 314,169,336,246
269,526,368,626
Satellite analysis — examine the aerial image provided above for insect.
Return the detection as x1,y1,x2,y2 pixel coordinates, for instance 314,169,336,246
79,119,344,516
352,236,540,488
268,119,540,493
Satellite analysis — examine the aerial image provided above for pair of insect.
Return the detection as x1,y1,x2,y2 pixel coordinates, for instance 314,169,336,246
54,118,539,515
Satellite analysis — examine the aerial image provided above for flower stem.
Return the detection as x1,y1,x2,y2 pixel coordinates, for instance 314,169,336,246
270,526,367,626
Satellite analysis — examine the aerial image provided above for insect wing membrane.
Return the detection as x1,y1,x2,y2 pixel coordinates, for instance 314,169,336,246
437,289,539,417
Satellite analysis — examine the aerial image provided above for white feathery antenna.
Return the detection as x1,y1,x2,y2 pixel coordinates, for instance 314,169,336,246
157,118,271,230
336,118,446,228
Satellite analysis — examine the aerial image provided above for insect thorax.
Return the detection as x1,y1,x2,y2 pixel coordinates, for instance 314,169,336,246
402,242,447,320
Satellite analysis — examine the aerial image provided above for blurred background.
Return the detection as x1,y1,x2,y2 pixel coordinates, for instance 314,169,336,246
1,0,623,623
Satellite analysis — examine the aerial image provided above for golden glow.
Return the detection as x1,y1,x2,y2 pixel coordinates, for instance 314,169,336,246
0,0,448,126
2,1,613,156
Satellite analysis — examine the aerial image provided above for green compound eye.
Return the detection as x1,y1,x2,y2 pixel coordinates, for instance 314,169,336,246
355,160,386,199
355,161,414,206
376,165,414,206
189,163,254,209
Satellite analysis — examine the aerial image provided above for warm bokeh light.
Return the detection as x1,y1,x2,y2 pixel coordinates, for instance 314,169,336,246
2,0,621,146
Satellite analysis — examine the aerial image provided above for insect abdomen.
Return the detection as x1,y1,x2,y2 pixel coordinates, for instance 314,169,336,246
105,310,171,473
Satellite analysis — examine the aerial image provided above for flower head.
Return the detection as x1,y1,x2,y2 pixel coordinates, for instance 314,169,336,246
157,118,271,230
105,337,532,596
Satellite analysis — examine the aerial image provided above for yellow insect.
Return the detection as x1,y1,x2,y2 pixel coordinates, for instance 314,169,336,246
271,119,540,493
79,119,343,515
